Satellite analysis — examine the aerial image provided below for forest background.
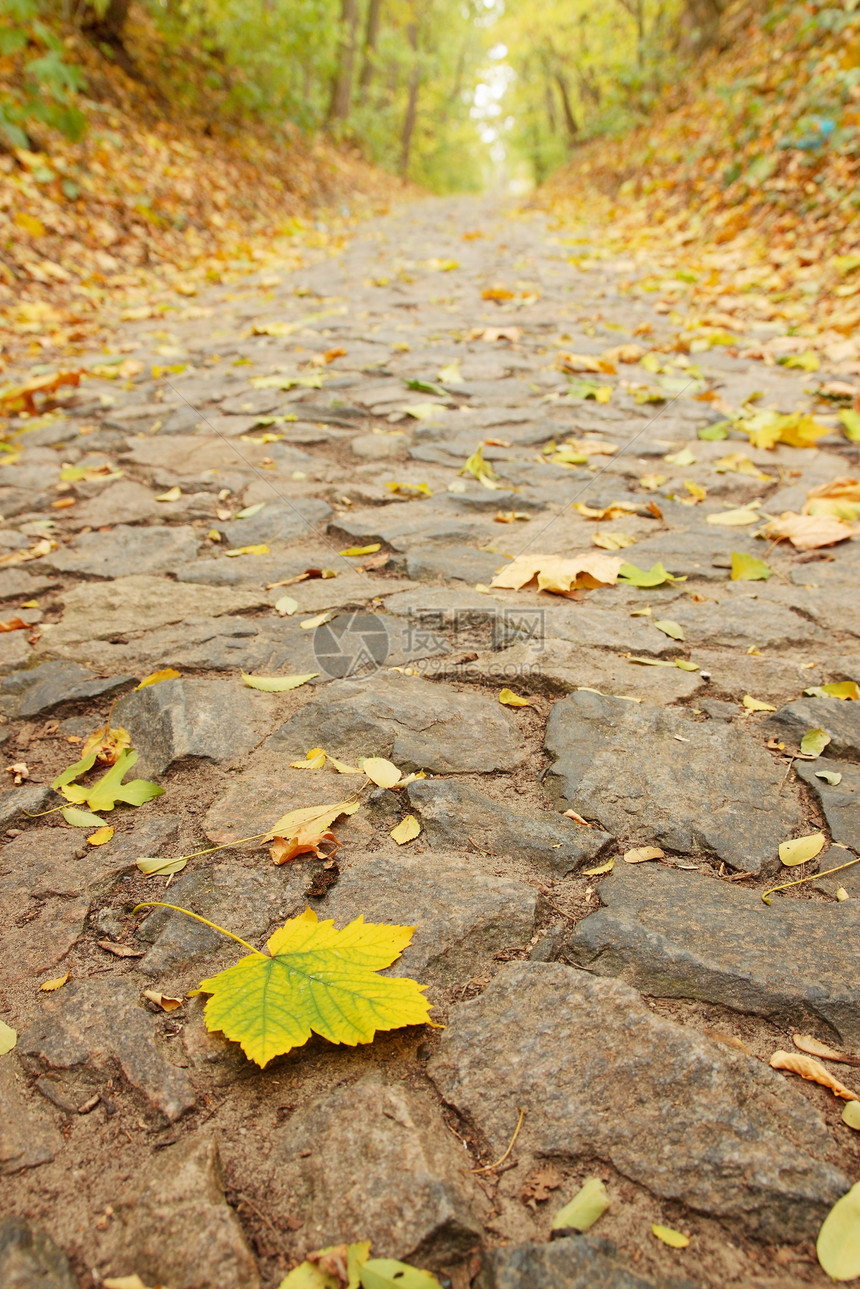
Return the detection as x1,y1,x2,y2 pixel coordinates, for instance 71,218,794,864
1,0,859,367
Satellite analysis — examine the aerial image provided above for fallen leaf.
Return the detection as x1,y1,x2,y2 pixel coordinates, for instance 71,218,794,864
339,544,381,557
391,815,421,845
574,501,638,521
81,722,131,766
843,1102,860,1130
564,809,592,825
800,728,832,757
494,510,531,523
155,485,182,502
490,553,622,594
639,472,666,490
270,828,340,865
793,1035,860,1067
224,544,271,557
359,1258,441,1289
0,369,81,415
762,512,855,550
654,619,684,640
194,907,432,1067
460,443,503,489
803,477,860,523
242,672,318,692
779,832,826,866
362,757,402,789
142,990,184,1012
592,531,636,550
472,326,521,342
276,595,299,616
651,1225,690,1250
136,855,188,877
582,858,615,876
60,750,163,813
0,1019,16,1054
61,806,107,827
87,826,115,846
743,694,777,712
499,688,531,707
664,447,696,467
817,1181,860,1282
136,668,181,689
402,402,444,421
265,799,362,843
301,612,333,630
815,769,843,786
551,1178,610,1234
813,681,860,701
0,616,28,632
731,552,771,581
706,507,761,526
98,940,144,958
290,749,328,770
483,286,516,301
770,1050,859,1100
438,362,463,384
279,1240,372,1289
617,561,682,588
39,972,69,992
714,452,772,481
521,1164,564,1204
624,846,665,864
840,410,860,443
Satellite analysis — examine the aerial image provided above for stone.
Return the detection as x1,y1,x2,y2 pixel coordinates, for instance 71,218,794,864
269,1077,483,1267
429,961,848,1240
43,575,269,648
271,672,527,772
568,861,860,1044
203,757,364,844
99,1133,260,1289
323,854,536,986
795,759,860,873
64,479,162,528
476,1236,698,1289
350,431,409,458
0,568,60,601
0,782,53,829
406,544,509,584
112,678,271,777
220,497,332,546
0,1218,78,1289
0,660,135,718
768,696,860,761
43,524,200,578
0,1058,62,1175
407,779,612,877
630,529,758,582
544,690,803,873
0,630,33,672
18,977,196,1125
666,593,822,650
334,505,481,551
0,829,92,976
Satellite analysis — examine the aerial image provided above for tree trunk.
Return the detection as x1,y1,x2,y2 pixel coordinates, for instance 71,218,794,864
400,23,420,178
554,72,579,144
328,0,360,124
358,0,383,96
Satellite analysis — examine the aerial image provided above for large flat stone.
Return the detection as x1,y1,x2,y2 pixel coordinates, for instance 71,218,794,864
0,1218,78,1289
568,861,860,1044
544,690,803,873
18,977,196,1125
220,497,332,546
768,696,860,761
99,1133,260,1289
269,1077,483,1267
476,1237,697,1289
113,678,271,777
0,1057,62,1176
0,660,134,718
271,672,527,772
43,524,200,578
429,961,848,1240
323,853,536,987
407,778,612,877
43,575,269,648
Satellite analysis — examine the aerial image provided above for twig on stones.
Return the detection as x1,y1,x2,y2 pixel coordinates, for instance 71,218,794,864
470,1106,525,1174
761,854,860,904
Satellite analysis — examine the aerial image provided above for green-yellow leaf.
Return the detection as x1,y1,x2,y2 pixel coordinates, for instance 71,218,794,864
843,1102,860,1131
652,1224,690,1249
52,749,98,791
402,403,443,421
801,728,832,757
242,672,318,692
360,1259,441,1289
60,750,163,813
61,805,107,827
459,443,502,488
743,694,777,712
820,681,860,701
674,659,699,672
815,769,843,786
654,619,684,640
617,561,680,588
731,552,771,582
839,409,860,443
817,1181,860,1281
779,832,826,866
137,855,188,877
0,1019,17,1055
155,485,182,502
277,1241,371,1289
136,667,181,688
499,688,531,707
195,907,433,1068
362,757,402,788
264,799,361,842
391,815,421,845
339,544,381,557
551,1178,610,1233
664,447,696,467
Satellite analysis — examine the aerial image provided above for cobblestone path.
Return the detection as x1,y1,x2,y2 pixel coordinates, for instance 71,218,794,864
1,197,859,1288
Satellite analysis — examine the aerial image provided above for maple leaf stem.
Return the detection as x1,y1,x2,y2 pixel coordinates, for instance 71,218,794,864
132,902,267,956
761,854,860,905
22,805,67,818
470,1106,525,1173
157,831,270,864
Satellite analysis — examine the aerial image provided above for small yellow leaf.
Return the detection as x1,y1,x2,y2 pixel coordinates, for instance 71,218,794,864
155,485,182,502
290,749,327,770
391,815,421,845
624,846,665,864
142,990,184,1012
664,447,696,467
224,544,270,557
820,681,860,701
801,728,831,757
743,694,777,712
817,1181,860,1281
39,971,70,992
275,595,299,616
137,855,188,876
731,552,771,582
592,531,636,550
265,799,361,843
339,544,381,556
582,858,615,876
639,473,666,490
137,668,181,689
551,1178,610,1233
499,688,531,707
242,672,318,692
0,1019,17,1054
363,757,402,788
329,755,362,774
87,825,115,846
837,887,850,901
843,1102,860,1130
779,832,826,866
654,619,684,641
652,1225,690,1250
706,508,760,526
300,612,332,630
770,1050,859,1099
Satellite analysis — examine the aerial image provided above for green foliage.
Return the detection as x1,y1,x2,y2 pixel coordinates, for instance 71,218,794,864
0,0,86,147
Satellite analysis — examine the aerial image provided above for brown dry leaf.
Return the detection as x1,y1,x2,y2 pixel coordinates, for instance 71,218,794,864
270,827,341,865
39,971,70,992
762,511,856,550
5,761,29,784
0,369,82,415
97,941,144,958
770,1050,860,1101
556,352,615,374
573,501,638,521
0,538,55,569
803,476,860,522
793,1034,860,1068
623,846,665,864
471,326,521,343
564,809,593,827
490,553,622,594
142,990,184,1012
81,723,132,767
521,1164,565,1204
0,617,29,633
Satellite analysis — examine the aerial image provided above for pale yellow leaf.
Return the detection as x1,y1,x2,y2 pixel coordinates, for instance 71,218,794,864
0,1019,17,1054
363,757,402,788
762,511,855,550
582,858,615,876
490,553,622,593
136,855,188,876
391,815,421,845
770,1050,859,1100
339,544,381,556
706,508,760,526
241,672,318,691
743,694,777,712
224,544,270,557
275,595,299,616
624,846,665,864
817,1181,860,1281
300,612,332,630
264,798,361,842
155,485,182,502
779,832,826,866
499,688,531,707
136,668,181,689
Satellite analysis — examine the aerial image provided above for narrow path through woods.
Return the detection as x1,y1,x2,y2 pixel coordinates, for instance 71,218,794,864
1,195,859,1289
